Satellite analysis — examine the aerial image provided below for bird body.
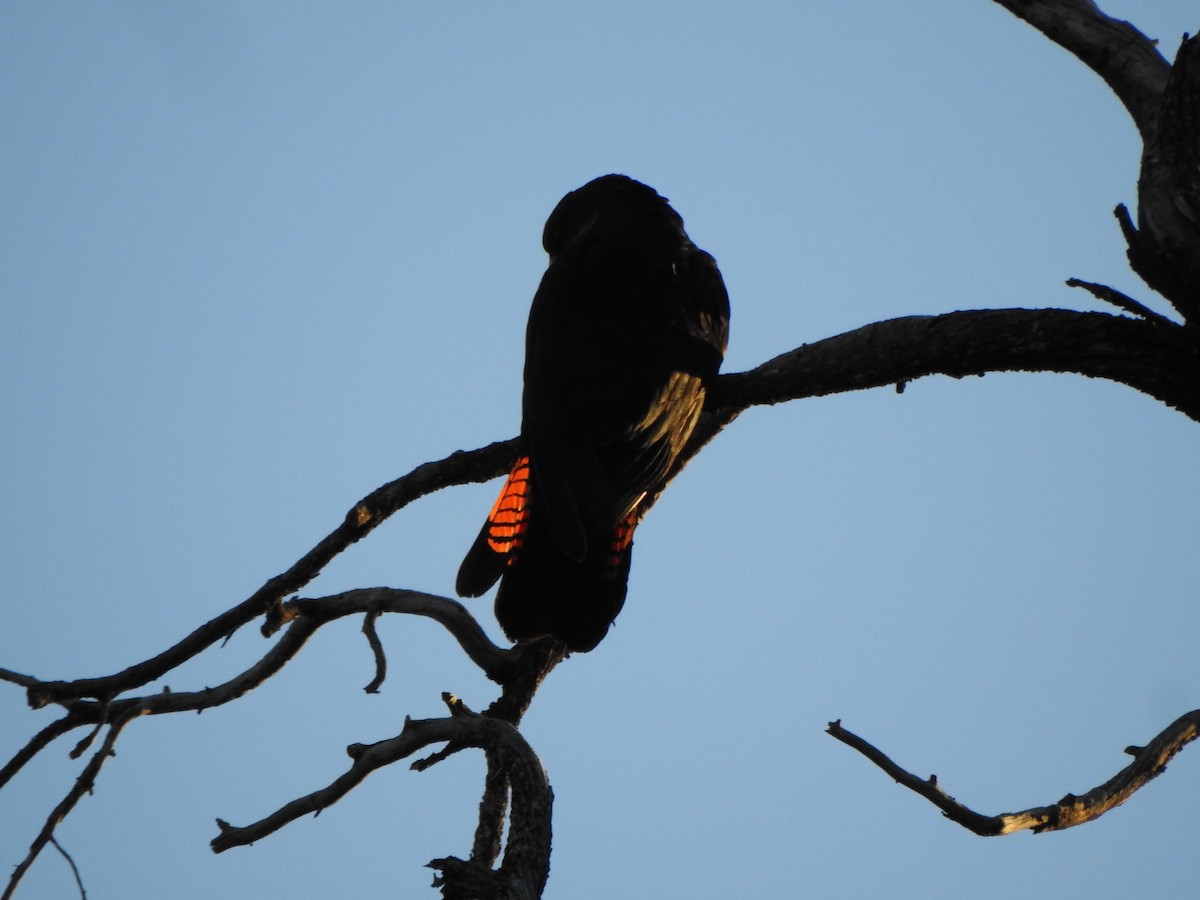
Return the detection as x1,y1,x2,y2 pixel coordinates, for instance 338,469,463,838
456,175,729,651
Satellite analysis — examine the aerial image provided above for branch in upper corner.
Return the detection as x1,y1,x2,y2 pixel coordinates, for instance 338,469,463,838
1135,33,1200,321
827,712,1200,835
991,0,1170,141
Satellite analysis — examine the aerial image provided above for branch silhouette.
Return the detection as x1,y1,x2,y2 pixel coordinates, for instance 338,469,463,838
828,713,1200,835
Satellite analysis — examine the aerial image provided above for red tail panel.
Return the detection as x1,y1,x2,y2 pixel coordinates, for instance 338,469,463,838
485,456,531,559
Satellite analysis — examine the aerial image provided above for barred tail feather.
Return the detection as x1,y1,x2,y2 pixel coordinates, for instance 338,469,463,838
455,456,532,597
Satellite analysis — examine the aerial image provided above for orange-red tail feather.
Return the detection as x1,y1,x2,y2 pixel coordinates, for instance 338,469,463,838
455,456,532,597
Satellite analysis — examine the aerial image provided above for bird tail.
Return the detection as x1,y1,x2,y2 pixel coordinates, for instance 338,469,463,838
456,455,640,652
455,456,532,598
495,508,638,652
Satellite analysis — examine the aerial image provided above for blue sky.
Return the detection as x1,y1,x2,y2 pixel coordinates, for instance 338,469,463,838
3,2,1199,898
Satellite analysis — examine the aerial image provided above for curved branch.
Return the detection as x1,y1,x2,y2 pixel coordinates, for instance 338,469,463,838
828,712,1200,835
711,308,1200,421
991,0,1170,141
290,589,517,682
0,714,87,791
17,591,513,737
25,438,521,709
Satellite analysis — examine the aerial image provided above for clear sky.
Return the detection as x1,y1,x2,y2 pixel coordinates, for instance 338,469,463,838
3,2,1199,898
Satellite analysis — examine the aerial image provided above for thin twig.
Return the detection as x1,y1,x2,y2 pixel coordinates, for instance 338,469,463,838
1066,277,1176,326
49,837,87,900
361,610,387,694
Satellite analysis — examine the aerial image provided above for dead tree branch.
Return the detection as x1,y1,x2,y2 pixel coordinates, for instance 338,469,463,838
990,0,1170,141
212,693,553,900
19,438,521,711
711,308,1200,422
828,714,1200,835
3,705,147,900
993,1,1200,319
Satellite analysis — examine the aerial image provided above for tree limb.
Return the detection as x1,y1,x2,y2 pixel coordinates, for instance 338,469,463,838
212,693,552,899
290,589,518,683
990,0,1170,141
993,3,1200,322
827,713,1200,835
1135,33,1200,318
22,439,520,710
3,705,147,900
711,308,1199,421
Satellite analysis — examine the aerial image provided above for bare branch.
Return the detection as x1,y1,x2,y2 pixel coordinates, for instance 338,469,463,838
711,308,1200,422
0,715,86,791
212,694,552,898
25,439,521,710
4,705,147,900
21,308,1198,716
291,589,516,682
471,748,510,868
994,4,1200,320
48,837,86,900
14,461,544,716
828,713,1200,835
991,0,1170,141
1065,277,1177,324
5,301,1196,891
1135,33,1200,318
0,667,41,689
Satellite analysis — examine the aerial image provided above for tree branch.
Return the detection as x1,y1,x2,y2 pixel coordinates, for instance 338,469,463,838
24,439,521,710
827,713,1200,835
0,714,85,791
213,694,552,899
990,0,1170,142
3,705,147,900
290,589,518,683
5,300,1197,895
993,2,1200,321
1135,33,1200,318
711,308,1199,421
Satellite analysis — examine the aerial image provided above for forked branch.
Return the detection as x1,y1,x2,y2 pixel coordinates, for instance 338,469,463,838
212,693,553,899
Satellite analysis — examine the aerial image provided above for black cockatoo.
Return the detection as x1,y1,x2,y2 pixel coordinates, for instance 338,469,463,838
456,174,730,651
